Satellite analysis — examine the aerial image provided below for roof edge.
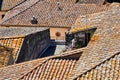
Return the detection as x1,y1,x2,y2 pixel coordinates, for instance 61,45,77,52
18,47,85,79
0,36,25,39
0,24,71,28
72,52,120,80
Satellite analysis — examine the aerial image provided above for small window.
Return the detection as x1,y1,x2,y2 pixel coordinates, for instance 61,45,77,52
55,32,61,37
2,15,5,19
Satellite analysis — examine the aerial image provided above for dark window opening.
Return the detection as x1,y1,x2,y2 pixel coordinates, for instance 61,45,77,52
65,28,97,50
85,32,91,46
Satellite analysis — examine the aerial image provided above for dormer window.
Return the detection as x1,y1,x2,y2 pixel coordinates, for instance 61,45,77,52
30,16,38,24
66,28,97,49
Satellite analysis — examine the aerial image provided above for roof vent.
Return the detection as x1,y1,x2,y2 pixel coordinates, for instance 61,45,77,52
31,16,38,24
58,7,63,11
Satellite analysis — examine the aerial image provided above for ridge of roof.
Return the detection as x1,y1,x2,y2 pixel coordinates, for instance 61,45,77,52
68,3,120,79
0,47,84,79
18,47,85,79
19,58,77,79
71,2,120,30
2,0,40,23
0,24,70,28
2,0,110,27
0,27,48,37
1,0,27,11
0,36,25,39
0,57,49,79
74,52,120,79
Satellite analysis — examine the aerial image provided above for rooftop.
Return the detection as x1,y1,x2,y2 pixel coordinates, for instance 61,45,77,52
0,0,26,11
2,0,110,27
0,57,49,80
0,2,119,80
0,48,84,79
0,45,11,68
69,3,120,79
73,0,105,4
0,36,24,64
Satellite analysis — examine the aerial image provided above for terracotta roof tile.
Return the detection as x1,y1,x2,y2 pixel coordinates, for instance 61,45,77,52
2,0,109,27
2,0,40,21
70,3,120,33
0,49,81,80
0,2,119,80
0,45,11,68
0,37,24,62
20,58,77,80
1,0,26,11
75,52,120,80
0,57,49,80
68,3,120,79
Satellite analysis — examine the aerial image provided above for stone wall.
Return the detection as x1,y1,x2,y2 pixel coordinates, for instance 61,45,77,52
16,29,50,63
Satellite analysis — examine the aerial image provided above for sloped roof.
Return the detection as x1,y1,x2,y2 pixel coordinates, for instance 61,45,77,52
75,52,120,80
0,2,119,80
0,36,24,62
1,0,26,11
70,3,120,33
0,48,83,80
2,0,109,27
0,45,11,68
0,27,48,37
20,58,77,80
0,57,49,80
69,3,120,79
77,0,105,4
2,0,40,21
